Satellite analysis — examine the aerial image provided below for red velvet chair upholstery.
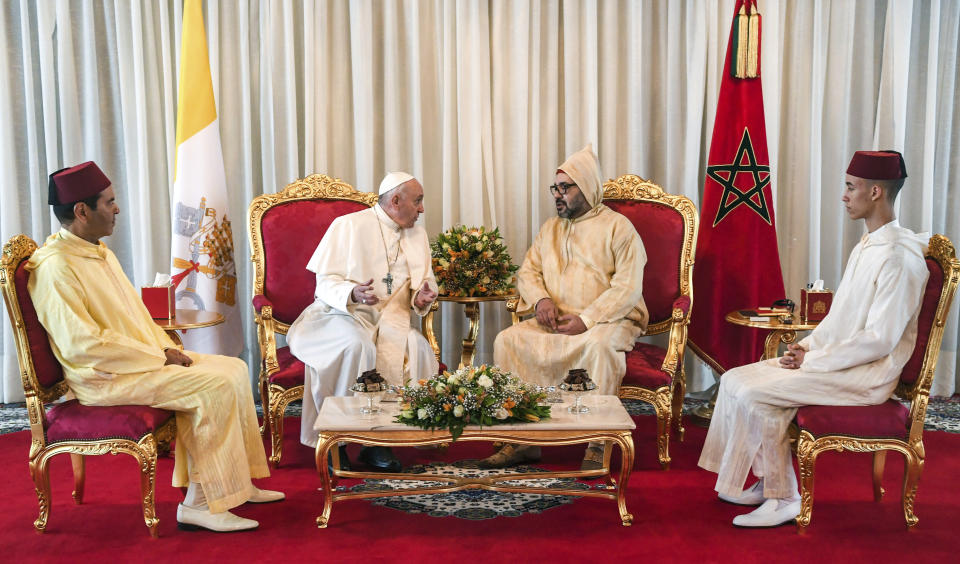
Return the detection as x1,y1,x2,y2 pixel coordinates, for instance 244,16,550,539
793,235,959,532
248,175,375,467
0,235,176,537
604,176,698,469
507,175,698,469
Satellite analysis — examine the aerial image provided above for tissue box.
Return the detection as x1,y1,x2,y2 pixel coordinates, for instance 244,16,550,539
141,286,176,319
800,289,832,322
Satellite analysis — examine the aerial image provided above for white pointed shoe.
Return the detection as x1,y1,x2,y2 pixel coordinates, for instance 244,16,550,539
732,498,801,528
718,480,765,506
177,504,259,532
248,487,285,503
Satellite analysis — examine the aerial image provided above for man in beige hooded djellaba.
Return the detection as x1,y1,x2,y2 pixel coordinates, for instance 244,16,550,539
28,161,282,533
483,145,649,470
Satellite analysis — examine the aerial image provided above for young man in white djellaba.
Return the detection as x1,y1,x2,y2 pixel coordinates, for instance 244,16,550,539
698,150,929,528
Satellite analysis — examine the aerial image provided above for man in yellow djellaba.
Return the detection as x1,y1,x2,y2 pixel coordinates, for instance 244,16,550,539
28,161,282,533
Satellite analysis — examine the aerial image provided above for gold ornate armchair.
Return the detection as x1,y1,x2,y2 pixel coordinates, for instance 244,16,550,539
508,175,697,468
793,234,959,532
1,235,176,537
248,174,377,467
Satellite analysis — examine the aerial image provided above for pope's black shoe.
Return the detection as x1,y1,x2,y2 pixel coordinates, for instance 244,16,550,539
358,446,402,473
327,444,352,474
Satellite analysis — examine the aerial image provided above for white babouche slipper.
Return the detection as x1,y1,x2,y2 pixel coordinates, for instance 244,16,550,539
177,504,259,533
248,487,285,503
732,498,801,528
718,480,765,506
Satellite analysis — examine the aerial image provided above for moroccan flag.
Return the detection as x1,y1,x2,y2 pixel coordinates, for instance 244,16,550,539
169,0,242,355
688,0,785,373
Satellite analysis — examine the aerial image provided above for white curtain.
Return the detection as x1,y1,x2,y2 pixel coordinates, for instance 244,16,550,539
2,0,958,403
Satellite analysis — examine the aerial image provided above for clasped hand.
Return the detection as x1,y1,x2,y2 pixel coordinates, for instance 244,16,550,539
779,343,805,370
535,298,587,335
164,347,193,367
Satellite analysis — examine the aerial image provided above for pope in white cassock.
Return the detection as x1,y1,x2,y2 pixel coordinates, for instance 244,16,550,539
287,172,439,472
698,150,929,528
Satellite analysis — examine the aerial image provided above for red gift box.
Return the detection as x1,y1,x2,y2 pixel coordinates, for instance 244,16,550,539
141,286,176,319
800,288,832,322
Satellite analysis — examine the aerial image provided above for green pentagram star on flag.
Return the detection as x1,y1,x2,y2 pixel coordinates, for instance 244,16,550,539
706,127,772,226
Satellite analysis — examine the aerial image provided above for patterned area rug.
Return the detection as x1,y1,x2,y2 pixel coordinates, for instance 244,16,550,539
2,397,959,436
349,460,591,520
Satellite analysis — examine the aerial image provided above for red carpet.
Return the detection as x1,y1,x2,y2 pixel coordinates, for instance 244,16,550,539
0,414,956,562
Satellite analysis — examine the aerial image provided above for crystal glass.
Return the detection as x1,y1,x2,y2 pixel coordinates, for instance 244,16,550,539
566,388,594,414
546,385,563,404
560,382,597,414
351,385,385,415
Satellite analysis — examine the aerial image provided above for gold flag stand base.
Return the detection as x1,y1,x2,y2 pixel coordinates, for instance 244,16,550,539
689,383,719,427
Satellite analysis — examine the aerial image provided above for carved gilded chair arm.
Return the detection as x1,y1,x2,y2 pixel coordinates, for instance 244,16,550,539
506,296,534,326
659,297,692,377
252,293,272,314
254,301,280,377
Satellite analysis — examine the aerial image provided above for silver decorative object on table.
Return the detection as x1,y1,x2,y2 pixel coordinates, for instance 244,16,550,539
351,369,388,415
560,369,597,414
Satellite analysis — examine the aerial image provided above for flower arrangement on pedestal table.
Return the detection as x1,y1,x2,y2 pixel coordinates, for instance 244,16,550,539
431,225,518,297
395,365,551,440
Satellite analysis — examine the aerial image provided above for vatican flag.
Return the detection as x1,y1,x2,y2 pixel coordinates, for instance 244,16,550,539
169,0,242,355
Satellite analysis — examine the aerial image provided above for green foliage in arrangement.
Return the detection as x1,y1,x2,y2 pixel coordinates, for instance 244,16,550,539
395,365,551,440
431,226,518,297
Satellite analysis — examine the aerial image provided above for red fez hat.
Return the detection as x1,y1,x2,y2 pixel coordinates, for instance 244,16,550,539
48,161,111,206
846,150,907,180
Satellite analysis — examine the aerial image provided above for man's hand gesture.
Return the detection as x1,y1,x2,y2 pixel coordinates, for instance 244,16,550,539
557,314,587,335
779,343,805,370
352,279,379,306
164,348,193,367
414,281,437,309
535,298,559,331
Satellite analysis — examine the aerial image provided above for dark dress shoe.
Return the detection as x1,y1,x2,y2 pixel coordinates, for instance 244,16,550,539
358,446,402,473
327,444,352,474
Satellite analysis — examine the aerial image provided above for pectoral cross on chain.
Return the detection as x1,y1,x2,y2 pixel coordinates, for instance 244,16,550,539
383,272,394,295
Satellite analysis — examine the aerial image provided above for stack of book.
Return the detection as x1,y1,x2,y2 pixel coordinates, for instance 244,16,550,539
738,307,792,323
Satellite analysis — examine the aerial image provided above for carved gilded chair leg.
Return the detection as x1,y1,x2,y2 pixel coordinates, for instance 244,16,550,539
672,376,686,442
901,452,923,530
872,451,887,501
795,434,816,533
655,396,672,470
136,436,161,537
268,396,287,468
70,453,86,505
30,455,52,533
258,375,269,437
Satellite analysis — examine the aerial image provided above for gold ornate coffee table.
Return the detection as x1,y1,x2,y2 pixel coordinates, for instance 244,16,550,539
314,395,636,528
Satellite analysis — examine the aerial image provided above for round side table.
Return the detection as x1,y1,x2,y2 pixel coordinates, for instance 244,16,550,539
154,309,224,347
692,310,820,423
422,294,517,369
724,311,819,360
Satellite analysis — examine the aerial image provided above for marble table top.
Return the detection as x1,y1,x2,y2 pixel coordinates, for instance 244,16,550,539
314,394,636,432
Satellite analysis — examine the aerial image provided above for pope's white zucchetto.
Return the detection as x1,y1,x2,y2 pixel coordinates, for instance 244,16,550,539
378,171,415,196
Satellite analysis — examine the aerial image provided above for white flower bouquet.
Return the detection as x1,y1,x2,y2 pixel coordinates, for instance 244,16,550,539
394,365,551,440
